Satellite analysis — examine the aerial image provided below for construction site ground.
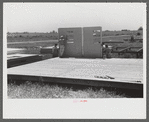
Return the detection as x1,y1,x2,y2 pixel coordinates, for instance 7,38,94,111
8,57,143,90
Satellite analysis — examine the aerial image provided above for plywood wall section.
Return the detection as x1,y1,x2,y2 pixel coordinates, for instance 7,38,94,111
58,28,82,58
58,26,102,58
83,27,102,58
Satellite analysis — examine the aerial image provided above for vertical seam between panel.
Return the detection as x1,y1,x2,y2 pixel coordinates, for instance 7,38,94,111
81,27,84,57
100,27,102,57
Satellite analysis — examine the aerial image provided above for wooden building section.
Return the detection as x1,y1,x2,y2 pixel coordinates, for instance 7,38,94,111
58,27,82,58
83,27,102,58
58,26,102,58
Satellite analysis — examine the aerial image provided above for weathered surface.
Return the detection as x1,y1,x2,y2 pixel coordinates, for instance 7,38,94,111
7,58,143,90
7,54,43,68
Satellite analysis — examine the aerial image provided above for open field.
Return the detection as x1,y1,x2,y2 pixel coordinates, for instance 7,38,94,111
7,38,142,49
7,32,58,42
102,30,143,37
7,30,143,42
7,39,142,49
7,30,143,52
7,40,58,48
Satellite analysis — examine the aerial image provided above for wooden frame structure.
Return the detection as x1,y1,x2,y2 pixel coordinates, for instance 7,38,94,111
112,47,143,58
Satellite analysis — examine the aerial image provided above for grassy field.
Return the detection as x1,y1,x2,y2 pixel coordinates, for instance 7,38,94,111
7,40,58,48
102,30,143,36
8,81,127,98
7,30,142,42
7,32,58,42
7,30,143,50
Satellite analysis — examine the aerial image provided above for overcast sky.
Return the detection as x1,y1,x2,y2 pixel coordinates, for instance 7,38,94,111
4,3,146,32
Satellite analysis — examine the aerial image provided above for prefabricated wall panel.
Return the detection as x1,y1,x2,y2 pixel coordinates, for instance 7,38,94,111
58,26,102,58
83,27,102,58
58,28,82,58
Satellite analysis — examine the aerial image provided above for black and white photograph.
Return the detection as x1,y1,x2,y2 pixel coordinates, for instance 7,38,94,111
3,2,146,119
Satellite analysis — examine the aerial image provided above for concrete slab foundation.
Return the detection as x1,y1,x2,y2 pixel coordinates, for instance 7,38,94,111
7,58,143,90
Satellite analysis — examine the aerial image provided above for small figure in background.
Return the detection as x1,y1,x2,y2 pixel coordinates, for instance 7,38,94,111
108,45,112,58
102,44,108,59
58,35,67,58
102,44,112,59
54,44,58,48
130,35,135,42
52,44,58,57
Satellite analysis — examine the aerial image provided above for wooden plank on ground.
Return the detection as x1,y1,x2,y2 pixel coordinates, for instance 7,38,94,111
7,54,43,68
